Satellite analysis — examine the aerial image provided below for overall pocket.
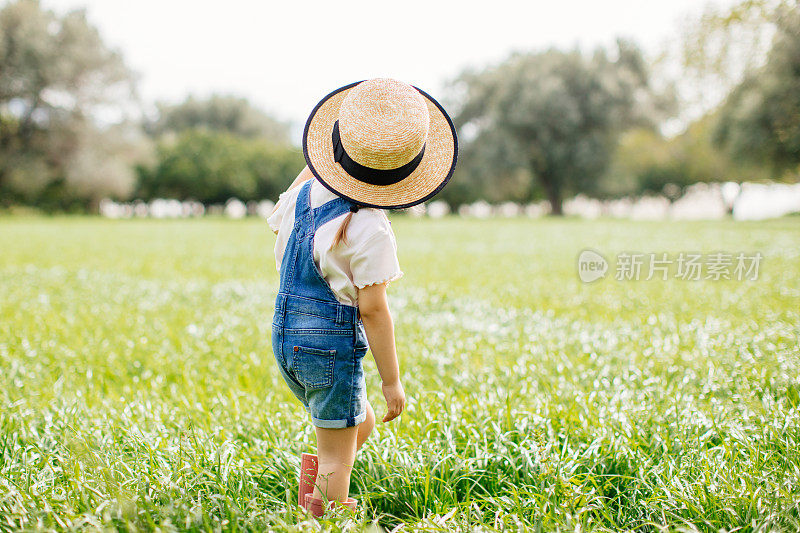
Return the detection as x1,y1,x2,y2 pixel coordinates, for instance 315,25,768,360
291,346,336,390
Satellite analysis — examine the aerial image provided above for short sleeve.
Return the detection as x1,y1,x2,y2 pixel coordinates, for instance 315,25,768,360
267,190,291,232
350,224,403,289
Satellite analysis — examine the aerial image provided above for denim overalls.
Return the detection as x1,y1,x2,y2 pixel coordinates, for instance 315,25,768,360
272,181,369,428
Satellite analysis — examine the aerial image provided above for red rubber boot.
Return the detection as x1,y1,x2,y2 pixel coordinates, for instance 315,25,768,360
304,493,358,518
297,453,318,506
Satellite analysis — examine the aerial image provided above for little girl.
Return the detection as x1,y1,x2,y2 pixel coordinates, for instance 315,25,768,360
268,78,457,517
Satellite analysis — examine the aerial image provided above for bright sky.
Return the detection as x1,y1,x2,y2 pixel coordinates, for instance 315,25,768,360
43,0,735,141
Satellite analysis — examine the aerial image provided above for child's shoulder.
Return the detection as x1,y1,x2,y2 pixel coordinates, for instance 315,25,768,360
347,208,396,249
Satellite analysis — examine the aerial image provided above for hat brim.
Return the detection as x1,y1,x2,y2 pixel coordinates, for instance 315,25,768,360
302,80,458,209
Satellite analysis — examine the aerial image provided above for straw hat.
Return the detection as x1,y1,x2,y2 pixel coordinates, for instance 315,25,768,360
302,78,458,209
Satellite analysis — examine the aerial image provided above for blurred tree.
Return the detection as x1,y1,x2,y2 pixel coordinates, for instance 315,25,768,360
137,131,255,203
448,40,671,214
139,94,300,203
596,0,788,197
136,130,303,203
144,95,291,142
63,121,153,206
248,143,305,201
605,115,769,198
600,128,674,198
675,0,788,121
715,3,800,175
0,0,142,209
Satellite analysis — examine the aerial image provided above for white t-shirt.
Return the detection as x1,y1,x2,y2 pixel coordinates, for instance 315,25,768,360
268,179,403,306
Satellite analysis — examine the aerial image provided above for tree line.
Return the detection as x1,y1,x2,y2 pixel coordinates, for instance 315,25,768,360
1,0,797,214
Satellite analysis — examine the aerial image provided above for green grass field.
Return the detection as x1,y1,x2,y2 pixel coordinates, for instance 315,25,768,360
1,216,799,532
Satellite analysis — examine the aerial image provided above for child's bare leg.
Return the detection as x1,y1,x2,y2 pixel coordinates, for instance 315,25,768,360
356,401,375,451
313,426,358,502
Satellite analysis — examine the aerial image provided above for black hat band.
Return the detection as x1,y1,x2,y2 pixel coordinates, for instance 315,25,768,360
332,120,426,186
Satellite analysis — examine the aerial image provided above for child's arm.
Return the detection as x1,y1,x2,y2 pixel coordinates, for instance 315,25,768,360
269,166,315,231
358,282,405,423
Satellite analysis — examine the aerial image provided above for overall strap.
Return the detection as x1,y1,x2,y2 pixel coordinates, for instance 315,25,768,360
293,180,313,230
313,196,357,230
277,180,312,295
